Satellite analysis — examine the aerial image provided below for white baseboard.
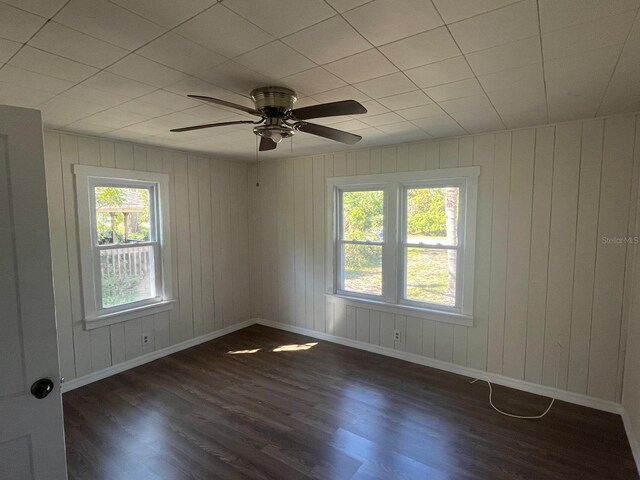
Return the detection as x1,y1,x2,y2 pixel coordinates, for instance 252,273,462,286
61,320,254,392
254,318,624,415
622,409,640,472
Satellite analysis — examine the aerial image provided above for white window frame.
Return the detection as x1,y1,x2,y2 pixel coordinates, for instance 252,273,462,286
326,167,479,327
74,165,174,330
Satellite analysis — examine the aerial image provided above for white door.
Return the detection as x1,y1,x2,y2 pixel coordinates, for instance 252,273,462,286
0,106,67,480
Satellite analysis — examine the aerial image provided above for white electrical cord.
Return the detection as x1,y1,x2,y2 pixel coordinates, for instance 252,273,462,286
470,342,562,420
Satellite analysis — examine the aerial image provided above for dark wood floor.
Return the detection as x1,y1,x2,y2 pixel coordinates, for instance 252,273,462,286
63,325,638,480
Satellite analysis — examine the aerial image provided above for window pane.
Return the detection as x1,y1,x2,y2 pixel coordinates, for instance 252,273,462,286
95,186,151,245
342,190,384,242
100,246,156,308
405,247,456,306
342,243,382,295
406,187,459,246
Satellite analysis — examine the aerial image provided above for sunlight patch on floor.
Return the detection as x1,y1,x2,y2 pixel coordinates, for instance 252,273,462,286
273,342,318,352
227,348,261,355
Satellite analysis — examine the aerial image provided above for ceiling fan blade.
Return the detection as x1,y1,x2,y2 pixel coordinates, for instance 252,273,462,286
170,120,256,132
259,136,278,151
296,122,362,145
291,100,367,120
188,95,261,116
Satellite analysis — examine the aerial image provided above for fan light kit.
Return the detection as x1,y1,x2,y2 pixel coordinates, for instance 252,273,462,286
171,86,368,151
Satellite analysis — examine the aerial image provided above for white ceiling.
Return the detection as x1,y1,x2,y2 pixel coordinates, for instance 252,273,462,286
1,0,639,160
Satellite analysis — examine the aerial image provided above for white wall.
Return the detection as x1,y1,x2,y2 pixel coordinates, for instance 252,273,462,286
44,131,252,382
623,199,640,461
250,114,640,403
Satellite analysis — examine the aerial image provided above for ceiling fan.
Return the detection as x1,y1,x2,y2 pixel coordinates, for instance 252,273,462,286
170,86,368,151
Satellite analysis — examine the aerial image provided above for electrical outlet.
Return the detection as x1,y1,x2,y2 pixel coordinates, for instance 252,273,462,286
393,329,401,342
142,333,150,345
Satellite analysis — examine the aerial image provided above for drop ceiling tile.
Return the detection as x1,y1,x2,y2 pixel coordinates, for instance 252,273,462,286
54,0,164,50
377,121,426,136
9,46,98,82
397,103,447,120
2,0,67,18
542,12,634,59
361,111,405,126
544,44,621,83
60,84,131,107
329,119,370,132
539,0,638,33
495,101,547,128
377,90,432,110
324,0,371,13
412,115,466,137
137,33,226,76
0,38,24,65
109,0,217,28
312,85,371,104
0,65,74,93
449,105,504,133
432,0,520,23
28,22,128,68
449,0,539,53
180,104,242,121
379,27,461,70
282,16,370,65
465,36,542,75
424,77,484,102
136,89,202,110
164,76,234,99
81,108,151,129
38,95,107,122
439,93,493,113
81,71,157,98
64,121,114,135
235,41,316,79
107,54,188,88
478,62,543,92
487,85,546,109
324,49,398,84
354,72,416,99
196,60,276,95
281,67,346,96
343,0,443,46
175,4,273,57
117,98,175,118
0,3,47,43
0,82,56,107
359,100,390,117
405,56,474,88
224,0,335,37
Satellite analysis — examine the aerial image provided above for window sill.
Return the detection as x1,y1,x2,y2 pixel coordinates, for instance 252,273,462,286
83,300,175,330
325,294,473,327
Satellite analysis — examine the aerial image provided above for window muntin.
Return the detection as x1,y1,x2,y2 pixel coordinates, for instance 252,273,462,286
338,188,385,297
92,184,160,311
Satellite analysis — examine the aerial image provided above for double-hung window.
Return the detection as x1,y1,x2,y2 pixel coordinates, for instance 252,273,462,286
328,167,479,326
75,166,173,329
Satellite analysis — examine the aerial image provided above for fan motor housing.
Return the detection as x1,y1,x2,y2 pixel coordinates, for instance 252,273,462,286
250,86,297,112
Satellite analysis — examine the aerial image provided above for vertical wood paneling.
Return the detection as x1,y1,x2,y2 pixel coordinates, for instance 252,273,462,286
406,317,423,355
567,120,603,394
394,315,406,351
543,123,582,389
346,306,356,340
356,308,370,343
294,160,306,326
304,158,314,329
467,134,494,370
313,156,326,332
502,129,535,379
46,131,252,379
524,127,555,383
487,132,512,374
380,312,394,348
588,116,636,399
408,142,426,171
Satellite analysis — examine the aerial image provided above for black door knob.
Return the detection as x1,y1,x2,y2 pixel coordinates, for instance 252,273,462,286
30,378,54,399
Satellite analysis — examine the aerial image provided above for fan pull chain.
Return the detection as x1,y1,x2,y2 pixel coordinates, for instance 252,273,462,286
255,135,260,187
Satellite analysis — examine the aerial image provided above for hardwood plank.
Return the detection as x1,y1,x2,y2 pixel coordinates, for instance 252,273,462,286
64,325,639,480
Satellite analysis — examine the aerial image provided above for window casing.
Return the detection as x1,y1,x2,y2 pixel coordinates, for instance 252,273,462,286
75,165,173,329
327,167,479,326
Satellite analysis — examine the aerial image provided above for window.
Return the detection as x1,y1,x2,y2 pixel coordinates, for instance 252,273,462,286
327,167,479,326
75,166,173,329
